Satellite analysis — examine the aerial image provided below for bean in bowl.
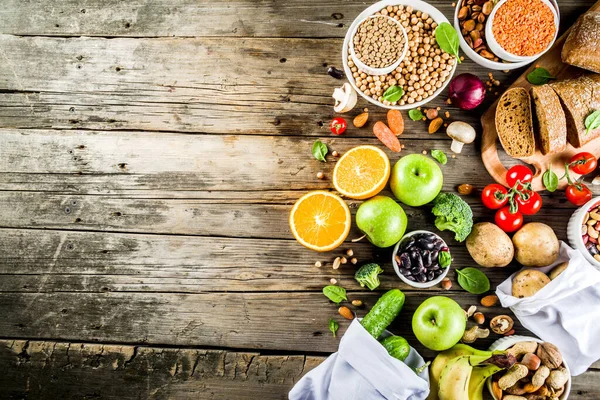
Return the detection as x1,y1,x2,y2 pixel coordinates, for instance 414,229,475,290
353,16,406,69
582,203,600,262
394,232,450,283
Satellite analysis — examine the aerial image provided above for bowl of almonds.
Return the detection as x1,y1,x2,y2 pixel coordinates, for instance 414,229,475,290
567,197,600,269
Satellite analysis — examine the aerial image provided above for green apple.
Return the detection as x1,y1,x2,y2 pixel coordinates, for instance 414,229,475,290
412,296,466,351
356,195,407,248
390,154,443,207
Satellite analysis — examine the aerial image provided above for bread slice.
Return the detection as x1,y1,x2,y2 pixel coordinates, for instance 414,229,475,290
495,88,535,158
530,85,567,154
550,74,600,147
562,12,600,74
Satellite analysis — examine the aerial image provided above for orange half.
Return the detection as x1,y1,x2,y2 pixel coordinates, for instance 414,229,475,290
333,145,391,199
289,191,351,252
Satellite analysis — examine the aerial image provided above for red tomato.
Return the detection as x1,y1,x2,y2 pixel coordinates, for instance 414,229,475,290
330,117,347,135
566,183,592,206
515,191,542,215
495,207,524,233
481,184,509,209
506,165,533,188
569,152,597,175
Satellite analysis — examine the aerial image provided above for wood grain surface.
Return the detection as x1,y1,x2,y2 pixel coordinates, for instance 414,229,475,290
0,0,598,398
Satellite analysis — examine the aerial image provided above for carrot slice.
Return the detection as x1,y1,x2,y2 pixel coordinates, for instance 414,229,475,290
387,109,405,135
373,121,402,152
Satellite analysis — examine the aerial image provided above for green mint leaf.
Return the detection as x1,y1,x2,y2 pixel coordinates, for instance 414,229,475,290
456,267,490,294
329,318,339,338
312,140,328,162
323,285,347,304
408,109,425,121
438,251,452,269
382,86,404,103
542,168,559,192
584,110,600,135
431,149,448,165
435,22,461,64
526,67,555,85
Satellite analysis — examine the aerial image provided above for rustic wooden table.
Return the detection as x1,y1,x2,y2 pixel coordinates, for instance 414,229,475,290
0,1,598,398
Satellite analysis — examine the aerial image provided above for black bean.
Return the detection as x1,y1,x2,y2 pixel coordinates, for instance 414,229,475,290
399,268,411,276
421,233,437,241
417,274,427,283
421,250,432,267
429,263,440,271
430,249,439,261
407,275,416,281
414,254,424,270
327,66,344,79
417,239,435,250
411,266,421,275
400,253,411,269
410,248,420,260
433,269,443,277
428,271,435,281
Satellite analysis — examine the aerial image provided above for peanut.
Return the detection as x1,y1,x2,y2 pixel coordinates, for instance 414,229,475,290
333,257,341,270
351,299,363,307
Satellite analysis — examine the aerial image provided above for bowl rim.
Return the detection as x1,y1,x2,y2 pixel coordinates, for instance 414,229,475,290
392,229,450,288
568,196,600,268
349,14,409,76
484,0,559,62
342,0,458,110
486,335,571,400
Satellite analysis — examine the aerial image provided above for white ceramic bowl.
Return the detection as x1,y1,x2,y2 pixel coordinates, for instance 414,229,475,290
349,15,409,76
485,0,559,63
487,335,571,400
453,0,560,70
342,0,457,110
392,230,450,288
567,196,600,269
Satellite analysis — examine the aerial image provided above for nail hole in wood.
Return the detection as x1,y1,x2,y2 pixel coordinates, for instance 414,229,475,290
65,207,71,214
118,163,127,169
55,24,60,28
279,58,287,63
337,23,344,28
76,65,82,69
75,218,82,223
116,67,121,72
317,121,324,127
80,9,85,13
332,13,344,20
69,107,75,112
114,212,122,217
124,22,131,28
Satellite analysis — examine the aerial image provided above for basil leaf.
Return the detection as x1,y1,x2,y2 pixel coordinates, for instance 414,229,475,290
382,86,404,103
312,140,328,162
526,67,555,85
584,110,600,135
329,318,339,337
456,268,490,294
543,168,558,192
431,149,448,165
435,22,461,64
408,109,425,121
323,285,347,304
438,251,452,269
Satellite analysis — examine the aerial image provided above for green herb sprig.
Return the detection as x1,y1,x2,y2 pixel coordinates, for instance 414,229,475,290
329,318,339,337
408,109,425,121
431,149,448,165
585,110,600,135
456,267,490,294
542,167,558,192
322,285,347,304
527,67,555,85
312,140,328,162
382,86,404,103
435,22,461,64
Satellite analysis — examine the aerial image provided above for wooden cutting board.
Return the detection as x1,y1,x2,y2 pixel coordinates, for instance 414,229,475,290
481,0,600,191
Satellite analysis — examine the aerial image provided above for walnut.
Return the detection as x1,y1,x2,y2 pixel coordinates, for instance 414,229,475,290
536,342,563,369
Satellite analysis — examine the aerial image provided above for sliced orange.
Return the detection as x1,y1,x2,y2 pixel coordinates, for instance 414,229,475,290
333,145,391,199
289,191,351,252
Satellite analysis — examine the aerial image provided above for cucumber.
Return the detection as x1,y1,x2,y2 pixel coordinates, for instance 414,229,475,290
360,289,405,338
381,335,410,362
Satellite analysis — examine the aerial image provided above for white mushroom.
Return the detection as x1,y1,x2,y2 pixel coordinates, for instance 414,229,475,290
332,83,358,113
446,121,476,153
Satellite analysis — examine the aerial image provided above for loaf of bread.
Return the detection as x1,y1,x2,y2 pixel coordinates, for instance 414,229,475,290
562,12,600,73
530,85,567,154
550,74,600,147
495,88,535,158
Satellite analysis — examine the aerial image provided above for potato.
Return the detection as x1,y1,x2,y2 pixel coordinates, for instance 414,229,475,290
549,262,569,280
466,222,514,267
512,269,551,298
513,223,559,267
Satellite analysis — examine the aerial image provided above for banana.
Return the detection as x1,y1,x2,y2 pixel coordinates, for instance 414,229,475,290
438,356,473,400
468,364,502,400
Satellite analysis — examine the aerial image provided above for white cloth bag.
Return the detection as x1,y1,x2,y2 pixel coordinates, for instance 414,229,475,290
496,242,600,375
289,319,430,400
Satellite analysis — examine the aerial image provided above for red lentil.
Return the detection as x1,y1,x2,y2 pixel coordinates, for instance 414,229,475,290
492,0,555,56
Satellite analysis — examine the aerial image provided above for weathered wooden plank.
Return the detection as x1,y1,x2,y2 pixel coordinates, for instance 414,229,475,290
0,0,592,38
0,339,596,400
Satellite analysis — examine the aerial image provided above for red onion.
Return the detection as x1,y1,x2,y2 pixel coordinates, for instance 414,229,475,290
448,73,486,110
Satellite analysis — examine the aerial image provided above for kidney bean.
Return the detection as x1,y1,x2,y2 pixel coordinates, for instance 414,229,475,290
400,253,411,269
430,263,440,271
417,238,435,250
421,250,432,267
399,268,411,276
407,275,416,281
417,274,427,283
428,271,435,280
403,236,415,249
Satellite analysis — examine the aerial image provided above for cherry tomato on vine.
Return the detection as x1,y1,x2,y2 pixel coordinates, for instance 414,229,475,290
495,206,524,233
481,184,509,209
566,183,592,206
330,117,347,135
569,152,597,175
515,190,542,215
506,165,533,188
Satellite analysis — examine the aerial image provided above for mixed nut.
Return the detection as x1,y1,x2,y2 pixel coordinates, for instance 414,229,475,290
395,232,450,283
581,203,600,262
457,0,500,61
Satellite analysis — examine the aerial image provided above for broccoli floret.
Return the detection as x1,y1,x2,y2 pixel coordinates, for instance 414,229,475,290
354,263,383,291
432,193,473,242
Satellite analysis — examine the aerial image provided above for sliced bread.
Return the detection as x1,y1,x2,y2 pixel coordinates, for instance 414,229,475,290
530,85,567,155
495,87,535,158
562,12,600,74
550,74,600,147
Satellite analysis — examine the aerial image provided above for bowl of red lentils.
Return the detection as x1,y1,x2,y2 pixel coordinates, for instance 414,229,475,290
453,0,559,70
485,0,559,63
342,0,458,110
567,197,600,269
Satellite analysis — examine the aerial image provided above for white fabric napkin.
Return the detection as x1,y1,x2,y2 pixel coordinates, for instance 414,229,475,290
496,242,600,376
289,319,430,400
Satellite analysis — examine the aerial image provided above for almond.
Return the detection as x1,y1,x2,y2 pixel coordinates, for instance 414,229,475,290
480,294,499,307
353,112,369,128
428,117,444,134
338,306,354,320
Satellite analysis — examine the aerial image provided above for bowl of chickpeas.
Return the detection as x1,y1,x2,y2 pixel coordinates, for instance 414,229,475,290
342,0,458,110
